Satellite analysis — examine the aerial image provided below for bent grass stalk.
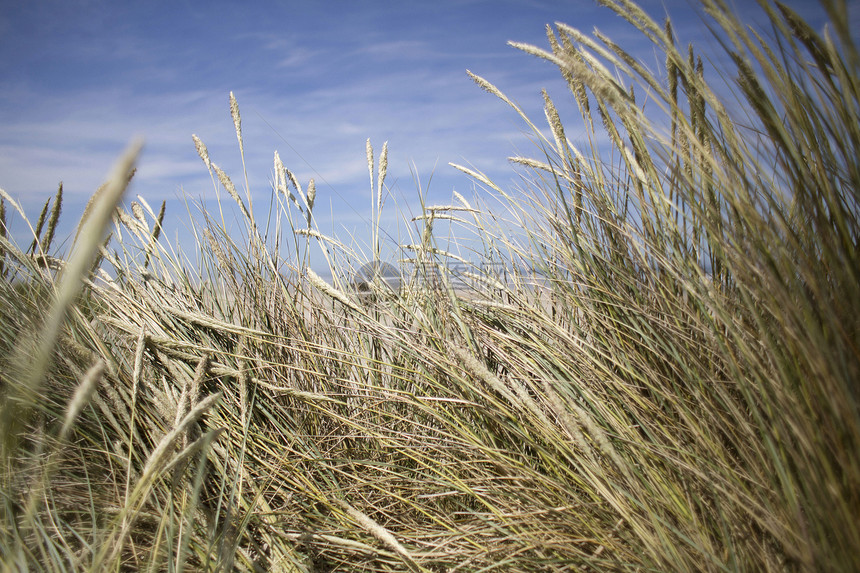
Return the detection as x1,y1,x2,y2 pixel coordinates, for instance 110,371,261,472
1,140,141,461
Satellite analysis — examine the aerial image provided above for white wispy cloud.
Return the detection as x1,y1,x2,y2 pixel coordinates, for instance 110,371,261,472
1,0,839,269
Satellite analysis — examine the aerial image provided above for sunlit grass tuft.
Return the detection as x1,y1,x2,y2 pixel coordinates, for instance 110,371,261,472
1,0,858,570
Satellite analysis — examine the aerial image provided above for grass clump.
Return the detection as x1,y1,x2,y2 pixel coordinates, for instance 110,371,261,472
1,0,858,570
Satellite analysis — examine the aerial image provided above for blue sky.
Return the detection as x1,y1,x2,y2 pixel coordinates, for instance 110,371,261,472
0,0,848,274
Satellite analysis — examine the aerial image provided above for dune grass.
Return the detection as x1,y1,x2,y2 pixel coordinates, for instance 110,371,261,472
1,0,858,570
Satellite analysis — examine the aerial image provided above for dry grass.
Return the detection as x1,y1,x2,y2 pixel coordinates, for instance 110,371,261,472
1,0,858,570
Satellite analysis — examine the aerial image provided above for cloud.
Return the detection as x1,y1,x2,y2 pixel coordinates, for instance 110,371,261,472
4,0,829,272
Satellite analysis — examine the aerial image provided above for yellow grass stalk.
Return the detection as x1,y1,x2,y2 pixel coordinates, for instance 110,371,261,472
192,133,212,170
1,139,142,461
10,360,106,567
306,267,362,313
230,91,243,159
41,182,63,255
333,498,431,573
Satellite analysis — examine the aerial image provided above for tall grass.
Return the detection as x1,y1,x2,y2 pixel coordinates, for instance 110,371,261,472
1,0,858,570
